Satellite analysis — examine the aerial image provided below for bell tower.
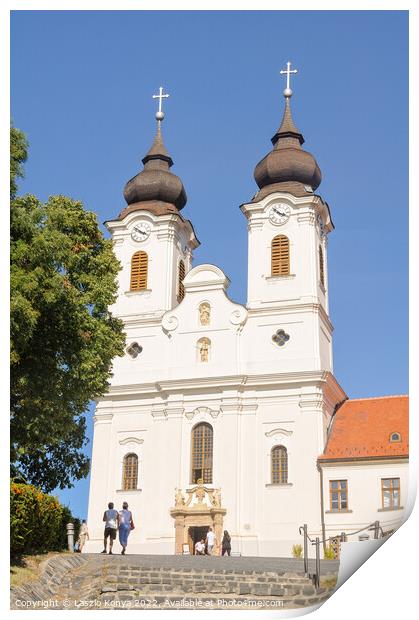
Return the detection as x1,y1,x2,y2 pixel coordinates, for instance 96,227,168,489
241,63,334,372
106,87,199,319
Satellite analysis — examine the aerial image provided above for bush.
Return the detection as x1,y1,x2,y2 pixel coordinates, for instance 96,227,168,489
10,480,78,558
324,545,336,560
292,544,303,558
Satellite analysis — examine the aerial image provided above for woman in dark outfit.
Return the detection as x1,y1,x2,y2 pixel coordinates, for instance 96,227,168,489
222,530,231,556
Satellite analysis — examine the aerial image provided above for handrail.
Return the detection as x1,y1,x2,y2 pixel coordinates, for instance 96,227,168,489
298,520,384,546
299,520,386,589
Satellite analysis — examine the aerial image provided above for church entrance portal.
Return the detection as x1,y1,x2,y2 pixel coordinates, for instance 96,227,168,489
170,484,226,555
188,526,209,554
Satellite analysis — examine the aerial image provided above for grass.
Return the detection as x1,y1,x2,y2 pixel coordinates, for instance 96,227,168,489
10,552,66,588
320,575,338,590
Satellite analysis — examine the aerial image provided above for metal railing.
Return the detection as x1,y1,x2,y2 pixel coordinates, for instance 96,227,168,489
299,521,386,589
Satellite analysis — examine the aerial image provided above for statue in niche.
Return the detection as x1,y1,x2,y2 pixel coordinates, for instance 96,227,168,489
199,303,210,326
198,338,210,363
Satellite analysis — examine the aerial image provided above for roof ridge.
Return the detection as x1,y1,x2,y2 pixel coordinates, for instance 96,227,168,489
346,394,408,402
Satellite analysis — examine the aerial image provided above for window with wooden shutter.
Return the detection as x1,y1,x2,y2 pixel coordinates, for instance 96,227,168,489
130,251,148,291
319,245,325,287
178,259,185,302
191,423,213,484
271,445,288,484
271,235,290,276
122,453,138,490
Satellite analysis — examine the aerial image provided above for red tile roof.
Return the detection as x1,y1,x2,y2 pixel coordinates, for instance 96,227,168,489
319,395,409,461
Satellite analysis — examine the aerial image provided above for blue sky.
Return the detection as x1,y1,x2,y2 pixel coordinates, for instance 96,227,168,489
11,10,408,519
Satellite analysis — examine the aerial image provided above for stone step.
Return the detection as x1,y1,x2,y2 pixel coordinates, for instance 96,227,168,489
112,567,311,582
99,578,320,598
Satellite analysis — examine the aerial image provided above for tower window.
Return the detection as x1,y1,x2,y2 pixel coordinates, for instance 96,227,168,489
178,259,185,302
271,445,288,484
122,453,138,490
127,342,143,358
271,235,290,276
191,422,213,484
319,245,325,287
130,251,148,291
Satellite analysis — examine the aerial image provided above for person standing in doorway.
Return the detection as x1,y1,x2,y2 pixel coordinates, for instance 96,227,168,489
206,527,216,555
102,502,118,555
118,501,135,555
222,530,231,556
77,520,89,553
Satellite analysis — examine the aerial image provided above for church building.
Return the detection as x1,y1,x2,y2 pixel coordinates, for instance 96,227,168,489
85,67,408,557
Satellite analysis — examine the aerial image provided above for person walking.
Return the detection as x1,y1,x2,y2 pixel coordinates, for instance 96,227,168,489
222,530,231,556
205,527,216,555
77,520,89,553
118,501,135,555
102,502,118,555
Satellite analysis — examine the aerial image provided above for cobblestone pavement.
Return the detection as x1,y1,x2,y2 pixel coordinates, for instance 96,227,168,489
11,554,339,611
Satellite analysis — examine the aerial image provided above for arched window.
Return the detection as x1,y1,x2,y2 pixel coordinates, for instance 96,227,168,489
178,259,185,302
319,245,325,287
199,302,210,326
130,251,148,291
197,337,211,362
191,423,213,484
122,453,138,490
271,235,290,276
271,445,288,484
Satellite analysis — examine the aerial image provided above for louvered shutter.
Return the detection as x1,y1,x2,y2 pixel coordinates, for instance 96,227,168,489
130,251,148,291
271,235,290,276
178,259,185,302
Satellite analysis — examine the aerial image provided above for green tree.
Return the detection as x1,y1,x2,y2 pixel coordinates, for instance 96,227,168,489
10,124,28,199
10,126,125,492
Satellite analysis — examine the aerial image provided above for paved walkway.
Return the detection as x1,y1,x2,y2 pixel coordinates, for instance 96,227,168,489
84,553,339,575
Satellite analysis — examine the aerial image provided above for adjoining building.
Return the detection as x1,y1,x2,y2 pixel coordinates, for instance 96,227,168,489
85,70,408,557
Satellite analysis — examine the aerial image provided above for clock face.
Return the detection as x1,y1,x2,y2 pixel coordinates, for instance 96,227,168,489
268,203,291,225
131,222,151,242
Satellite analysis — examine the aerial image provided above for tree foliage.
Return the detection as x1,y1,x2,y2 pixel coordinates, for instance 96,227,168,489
10,124,28,199
10,126,125,492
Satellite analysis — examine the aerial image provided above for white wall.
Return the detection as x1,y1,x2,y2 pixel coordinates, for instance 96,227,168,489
321,461,409,542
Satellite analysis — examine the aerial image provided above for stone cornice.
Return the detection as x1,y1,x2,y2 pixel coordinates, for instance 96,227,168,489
105,370,337,399
105,210,199,248
247,302,334,333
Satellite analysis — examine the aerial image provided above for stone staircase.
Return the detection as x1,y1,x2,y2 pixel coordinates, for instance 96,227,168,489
11,554,337,610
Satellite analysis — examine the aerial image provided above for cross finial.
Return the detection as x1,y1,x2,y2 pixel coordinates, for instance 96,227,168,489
152,86,170,122
280,61,298,98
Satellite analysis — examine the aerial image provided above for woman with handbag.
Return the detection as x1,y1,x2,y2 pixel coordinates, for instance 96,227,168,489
118,501,135,555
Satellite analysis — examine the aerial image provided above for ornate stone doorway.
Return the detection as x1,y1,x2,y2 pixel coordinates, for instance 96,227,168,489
170,484,226,555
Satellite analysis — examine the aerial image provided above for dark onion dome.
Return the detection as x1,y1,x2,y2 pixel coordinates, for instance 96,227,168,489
121,122,187,218
253,95,322,200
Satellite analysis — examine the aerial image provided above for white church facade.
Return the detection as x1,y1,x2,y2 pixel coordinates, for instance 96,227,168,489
85,71,408,558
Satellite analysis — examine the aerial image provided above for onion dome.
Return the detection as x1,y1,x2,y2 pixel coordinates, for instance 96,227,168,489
120,93,187,219
253,83,322,200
